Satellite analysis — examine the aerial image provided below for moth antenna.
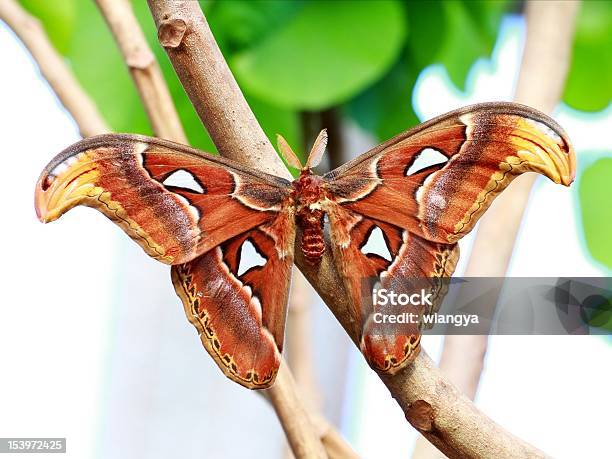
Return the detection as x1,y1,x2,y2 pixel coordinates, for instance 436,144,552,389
276,134,303,170
305,129,327,169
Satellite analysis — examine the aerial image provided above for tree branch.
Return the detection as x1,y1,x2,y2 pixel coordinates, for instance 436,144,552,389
284,271,322,459
94,1,340,458
286,271,322,419
95,0,187,143
145,1,559,458
266,364,327,459
0,0,109,137
146,0,288,178
413,2,580,458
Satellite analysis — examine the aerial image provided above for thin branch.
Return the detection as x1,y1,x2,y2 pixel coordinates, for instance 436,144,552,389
94,0,187,143
278,397,360,459
413,2,580,458
285,271,321,459
287,270,321,404
286,270,321,414
0,0,109,136
311,415,360,459
146,1,557,458
266,364,328,459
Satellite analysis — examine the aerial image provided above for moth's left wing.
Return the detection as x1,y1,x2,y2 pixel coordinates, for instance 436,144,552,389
35,134,292,265
35,134,296,389
323,102,575,373
172,222,294,389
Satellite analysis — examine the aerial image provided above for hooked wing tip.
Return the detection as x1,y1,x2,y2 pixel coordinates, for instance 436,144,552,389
34,153,100,224
34,172,56,223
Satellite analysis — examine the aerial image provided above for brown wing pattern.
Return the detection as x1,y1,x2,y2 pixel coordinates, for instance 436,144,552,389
35,134,296,389
326,203,458,372
324,102,575,373
172,221,294,389
35,134,292,264
325,102,575,243
34,104,576,383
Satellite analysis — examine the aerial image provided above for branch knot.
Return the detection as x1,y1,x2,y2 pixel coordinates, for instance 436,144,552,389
158,18,187,48
405,399,434,432
126,46,155,70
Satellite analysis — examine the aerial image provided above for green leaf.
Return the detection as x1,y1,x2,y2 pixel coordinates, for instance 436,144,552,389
231,0,406,110
433,0,510,90
563,2,612,112
66,1,150,135
20,0,76,55
346,0,511,141
345,53,419,142
465,0,514,41
207,0,302,55
404,1,446,69
248,96,301,154
579,157,612,269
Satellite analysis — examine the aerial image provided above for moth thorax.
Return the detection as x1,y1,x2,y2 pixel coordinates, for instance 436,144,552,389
299,208,325,264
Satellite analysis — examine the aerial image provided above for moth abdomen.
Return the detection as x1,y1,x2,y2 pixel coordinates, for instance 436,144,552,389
299,208,325,264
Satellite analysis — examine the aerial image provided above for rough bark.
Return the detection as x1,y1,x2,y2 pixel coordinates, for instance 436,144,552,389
266,364,328,459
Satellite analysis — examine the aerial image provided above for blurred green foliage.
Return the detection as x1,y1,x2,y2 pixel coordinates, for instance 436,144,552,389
563,1,612,112
230,1,406,109
18,0,611,144
579,158,612,270
20,0,75,54
19,0,518,150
